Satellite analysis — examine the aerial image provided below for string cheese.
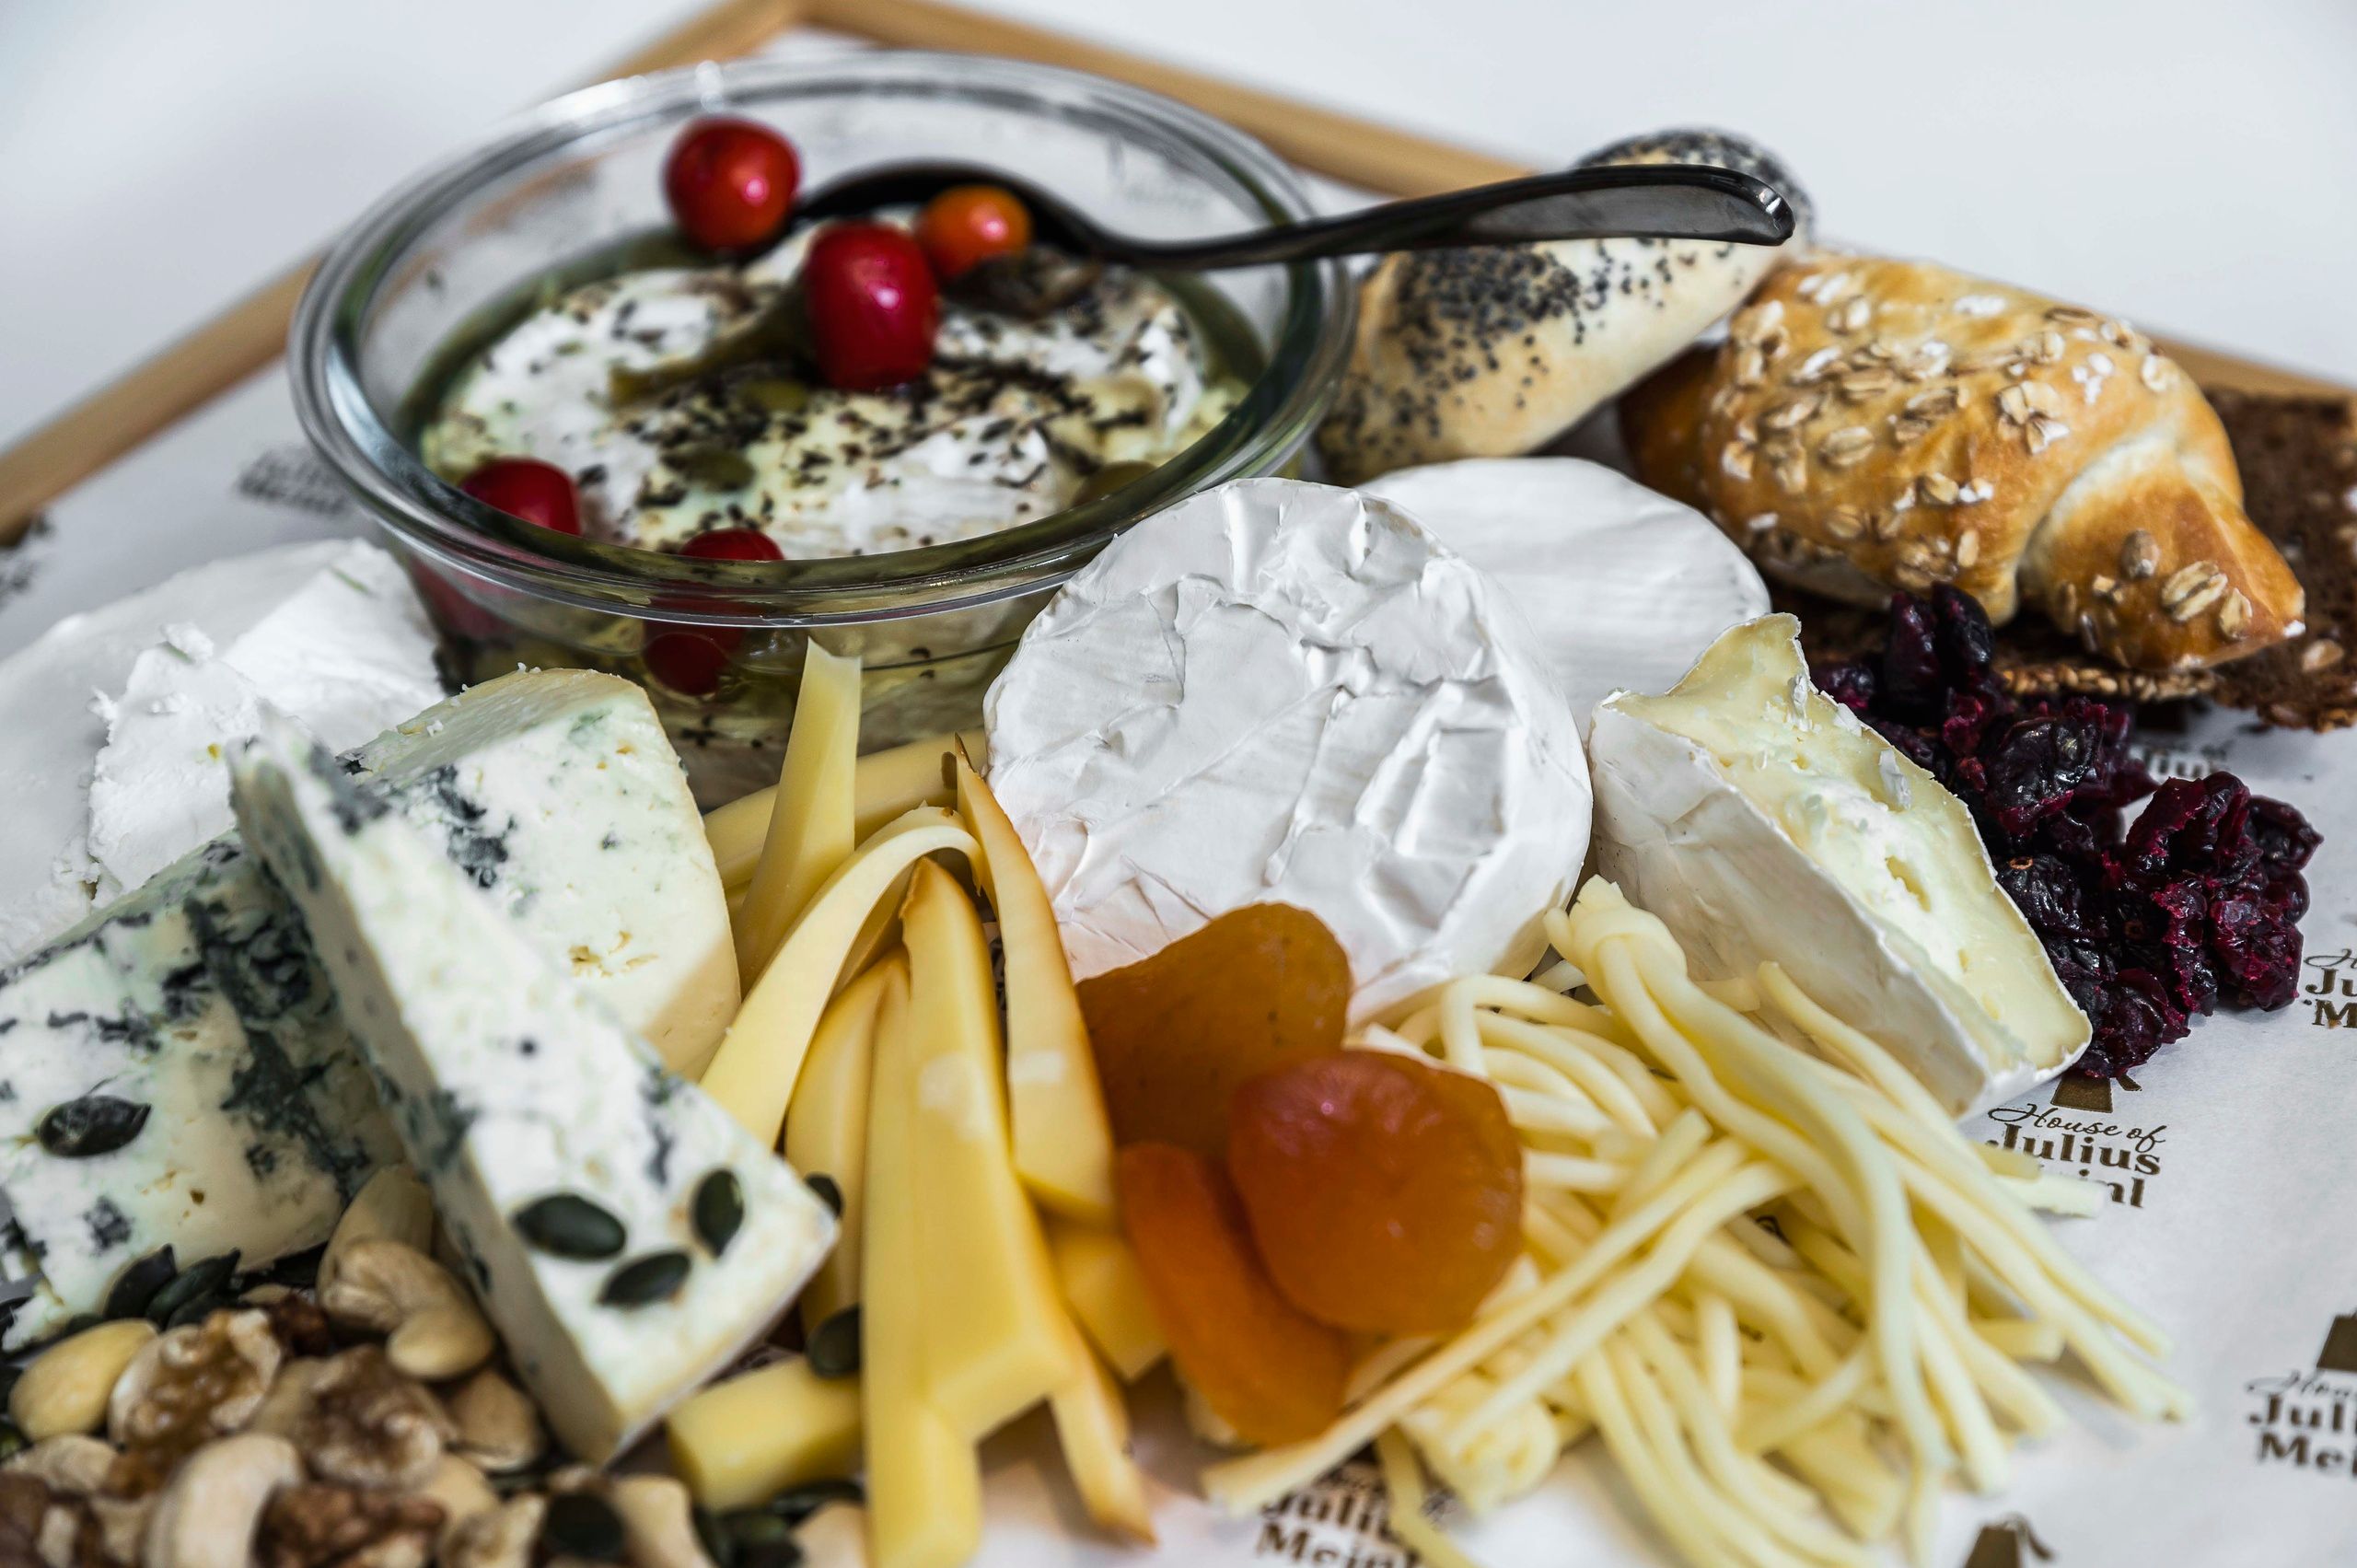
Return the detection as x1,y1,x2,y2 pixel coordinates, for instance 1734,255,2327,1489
1046,1219,1167,1383
735,646,863,979
666,1355,863,1511
785,958,899,1329
705,729,984,889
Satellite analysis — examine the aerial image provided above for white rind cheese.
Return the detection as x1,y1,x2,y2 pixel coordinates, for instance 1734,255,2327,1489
230,717,834,1463
0,540,441,965
984,477,1593,1022
0,670,737,1348
1588,615,2088,1114
1361,458,1769,733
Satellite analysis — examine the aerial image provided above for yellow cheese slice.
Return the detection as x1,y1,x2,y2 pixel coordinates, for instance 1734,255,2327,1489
699,809,979,1146
1046,1318,1156,1541
666,1355,864,1512
1046,1219,1167,1383
862,960,983,1568
786,956,899,1329
735,646,864,980
706,729,983,889
900,859,1069,1440
954,758,1118,1225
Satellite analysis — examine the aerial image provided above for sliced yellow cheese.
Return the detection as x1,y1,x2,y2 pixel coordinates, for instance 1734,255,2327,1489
699,808,979,1146
666,1355,864,1512
706,729,984,890
900,859,1069,1440
1046,1219,1167,1383
735,646,864,980
1047,1318,1156,1541
862,961,982,1568
954,757,1117,1225
786,957,899,1329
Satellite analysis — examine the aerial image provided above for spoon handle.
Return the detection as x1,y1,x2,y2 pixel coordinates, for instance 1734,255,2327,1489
1124,165,1795,272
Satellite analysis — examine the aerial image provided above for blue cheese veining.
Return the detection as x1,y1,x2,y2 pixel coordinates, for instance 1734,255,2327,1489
229,715,834,1462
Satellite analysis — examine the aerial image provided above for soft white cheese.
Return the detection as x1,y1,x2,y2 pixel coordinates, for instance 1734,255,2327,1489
984,477,1594,1023
1361,457,1770,733
0,540,441,963
229,715,834,1463
1588,614,2089,1114
0,669,738,1347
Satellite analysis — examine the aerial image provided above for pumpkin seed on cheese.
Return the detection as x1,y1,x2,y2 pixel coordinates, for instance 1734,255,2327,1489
900,859,1069,1440
954,756,1117,1225
699,808,978,1146
666,1353,864,1512
734,646,862,979
860,960,982,1568
786,958,899,1329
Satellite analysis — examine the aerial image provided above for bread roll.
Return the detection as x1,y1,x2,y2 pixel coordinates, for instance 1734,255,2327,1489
1621,254,2305,671
1315,129,1811,485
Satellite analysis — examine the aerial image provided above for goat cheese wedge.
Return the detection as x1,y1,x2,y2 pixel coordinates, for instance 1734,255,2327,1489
1589,615,2089,1114
229,717,835,1463
985,477,1592,1023
1361,457,1769,733
0,670,737,1348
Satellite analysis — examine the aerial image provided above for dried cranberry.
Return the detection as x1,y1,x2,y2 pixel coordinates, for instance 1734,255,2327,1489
1875,595,1947,721
2248,796,2322,873
1817,661,1875,714
1996,854,2098,940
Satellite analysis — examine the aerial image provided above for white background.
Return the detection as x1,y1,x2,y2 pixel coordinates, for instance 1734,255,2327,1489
2,0,2353,452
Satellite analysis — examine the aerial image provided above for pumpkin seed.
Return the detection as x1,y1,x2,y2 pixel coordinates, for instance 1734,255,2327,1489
737,378,810,415
0,1420,23,1464
542,1490,627,1561
36,1095,150,1157
723,1509,791,1549
693,1170,745,1256
740,1538,804,1568
693,1505,738,1568
145,1251,239,1326
807,1307,861,1379
803,1173,843,1216
768,1477,864,1525
104,1248,177,1320
668,446,758,493
600,1250,691,1307
514,1194,627,1260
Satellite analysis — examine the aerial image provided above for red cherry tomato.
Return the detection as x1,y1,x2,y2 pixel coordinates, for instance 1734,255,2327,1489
644,626,741,697
662,117,800,253
802,223,939,391
914,184,1033,281
407,562,507,642
459,458,581,536
678,528,784,563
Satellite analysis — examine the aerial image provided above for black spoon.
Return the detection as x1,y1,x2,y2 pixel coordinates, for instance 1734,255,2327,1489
780,159,1795,271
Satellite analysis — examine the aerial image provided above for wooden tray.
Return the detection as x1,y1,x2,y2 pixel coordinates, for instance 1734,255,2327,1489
1,0,2346,545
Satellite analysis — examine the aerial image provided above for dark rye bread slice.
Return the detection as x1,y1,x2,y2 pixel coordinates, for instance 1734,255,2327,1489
2206,390,2357,729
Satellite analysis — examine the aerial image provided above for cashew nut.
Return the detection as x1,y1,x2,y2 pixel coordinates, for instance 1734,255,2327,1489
140,1432,302,1568
319,1239,494,1382
4,1434,116,1495
445,1369,543,1474
37,1501,78,1567
90,1494,156,1565
321,1167,435,1293
9,1320,156,1441
412,1454,499,1556
442,1494,546,1568
610,1475,715,1568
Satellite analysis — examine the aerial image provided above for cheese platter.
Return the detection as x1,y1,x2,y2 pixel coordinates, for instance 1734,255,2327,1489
3,4,2357,1568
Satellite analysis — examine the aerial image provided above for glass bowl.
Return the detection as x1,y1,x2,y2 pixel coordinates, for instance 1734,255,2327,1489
292,51,1352,804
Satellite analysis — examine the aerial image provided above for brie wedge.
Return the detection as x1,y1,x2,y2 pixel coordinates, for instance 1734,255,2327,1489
229,717,833,1463
984,477,1592,1023
1588,615,2087,1113
1360,458,1769,731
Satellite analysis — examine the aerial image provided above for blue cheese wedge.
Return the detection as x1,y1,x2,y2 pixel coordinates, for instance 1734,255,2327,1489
1589,614,2089,1114
230,717,834,1463
0,670,737,1349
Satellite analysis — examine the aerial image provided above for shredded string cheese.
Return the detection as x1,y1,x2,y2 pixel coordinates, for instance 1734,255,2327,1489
1202,877,2185,1568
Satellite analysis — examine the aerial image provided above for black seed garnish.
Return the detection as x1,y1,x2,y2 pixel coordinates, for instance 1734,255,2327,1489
692,1170,744,1256
145,1251,238,1325
807,1307,861,1379
103,1248,177,1320
541,1491,627,1561
803,1173,843,1216
767,1476,863,1524
599,1250,691,1307
514,1194,627,1260
36,1096,150,1157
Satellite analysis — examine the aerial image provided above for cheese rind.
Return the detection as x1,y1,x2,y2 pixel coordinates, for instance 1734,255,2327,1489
1589,615,2088,1113
229,716,835,1463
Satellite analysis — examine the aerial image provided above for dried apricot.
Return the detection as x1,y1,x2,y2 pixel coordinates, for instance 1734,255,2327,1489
1114,1143,1351,1446
1077,904,1350,1157
1228,1051,1524,1336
